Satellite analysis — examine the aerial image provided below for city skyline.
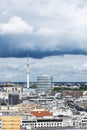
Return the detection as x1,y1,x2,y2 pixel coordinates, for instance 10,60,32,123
0,0,87,81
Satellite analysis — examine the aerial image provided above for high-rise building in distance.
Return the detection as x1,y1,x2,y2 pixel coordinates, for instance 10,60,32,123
8,93,19,105
37,75,53,91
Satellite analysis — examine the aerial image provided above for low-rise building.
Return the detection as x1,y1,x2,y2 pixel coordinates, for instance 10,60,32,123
31,109,53,118
0,116,20,130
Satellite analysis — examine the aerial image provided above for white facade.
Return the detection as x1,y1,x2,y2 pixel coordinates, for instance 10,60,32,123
21,118,73,128
73,114,87,128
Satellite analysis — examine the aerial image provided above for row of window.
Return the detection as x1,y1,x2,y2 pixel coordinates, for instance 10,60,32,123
22,122,69,128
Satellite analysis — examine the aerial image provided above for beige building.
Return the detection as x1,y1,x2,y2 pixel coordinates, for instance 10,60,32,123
0,116,20,130
6,86,23,94
0,103,37,114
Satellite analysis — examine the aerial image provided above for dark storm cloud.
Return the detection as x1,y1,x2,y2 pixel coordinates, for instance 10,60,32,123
0,34,87,59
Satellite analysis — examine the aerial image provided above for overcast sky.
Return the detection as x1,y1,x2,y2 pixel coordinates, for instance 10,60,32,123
0,0,87,82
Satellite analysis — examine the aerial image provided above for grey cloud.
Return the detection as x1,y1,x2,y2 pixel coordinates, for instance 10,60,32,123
0,0,87,58
0,55,87,82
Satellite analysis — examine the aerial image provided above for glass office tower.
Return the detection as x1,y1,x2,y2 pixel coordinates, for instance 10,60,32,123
37,75,53,91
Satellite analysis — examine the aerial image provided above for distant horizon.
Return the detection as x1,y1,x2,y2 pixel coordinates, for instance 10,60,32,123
1,81,87,83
